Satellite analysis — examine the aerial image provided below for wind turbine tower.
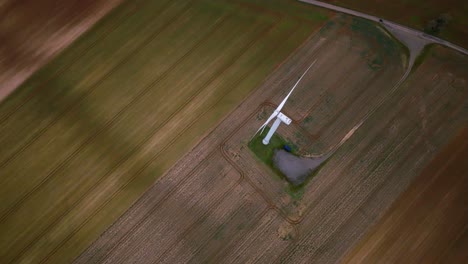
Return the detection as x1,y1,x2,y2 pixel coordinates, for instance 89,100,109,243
254,60,316,145
262,112,291,145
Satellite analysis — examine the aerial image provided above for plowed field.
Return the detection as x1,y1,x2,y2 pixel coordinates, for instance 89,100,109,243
0,0,329,263
343,127,468,263
77,15,466,263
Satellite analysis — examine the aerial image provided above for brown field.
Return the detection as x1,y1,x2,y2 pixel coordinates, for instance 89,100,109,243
343,127,468,263
0,0,123,100
76,15,467,263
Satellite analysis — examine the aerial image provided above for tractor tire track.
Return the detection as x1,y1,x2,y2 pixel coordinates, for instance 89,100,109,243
0,0,145,123
0,0,179,170
0,1,197,226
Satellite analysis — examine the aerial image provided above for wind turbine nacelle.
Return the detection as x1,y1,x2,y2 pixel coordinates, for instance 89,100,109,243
277,112,292,125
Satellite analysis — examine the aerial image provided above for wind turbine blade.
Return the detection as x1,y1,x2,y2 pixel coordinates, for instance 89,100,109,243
253,111,277,138
252,59,317,140
259,119,270,134
276,59,317,112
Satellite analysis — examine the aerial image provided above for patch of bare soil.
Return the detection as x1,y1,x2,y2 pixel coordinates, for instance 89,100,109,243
0,0,123,101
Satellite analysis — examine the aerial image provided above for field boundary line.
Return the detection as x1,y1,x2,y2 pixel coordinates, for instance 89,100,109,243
0,1,198,229
10,2,326,262
216,17,336,227
215,23,317,224
83,148,240,263
151,149,245,264
220,104,303,224
78,9,328,262
97,13,310,259
38,13,282,264
4,8,228,263
144,157,247,264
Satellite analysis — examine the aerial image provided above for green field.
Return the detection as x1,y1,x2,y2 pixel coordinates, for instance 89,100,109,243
0,0,329,263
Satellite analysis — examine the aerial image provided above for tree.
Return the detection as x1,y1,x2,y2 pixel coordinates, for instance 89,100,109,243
425,13,452,35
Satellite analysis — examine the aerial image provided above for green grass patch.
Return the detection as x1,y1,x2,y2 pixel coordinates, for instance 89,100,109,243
350,18,399,56
350,17,409,70
248,127,295,177
284,184,305,200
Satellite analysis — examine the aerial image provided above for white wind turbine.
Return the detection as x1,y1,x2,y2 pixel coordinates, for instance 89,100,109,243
254,60,316,145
